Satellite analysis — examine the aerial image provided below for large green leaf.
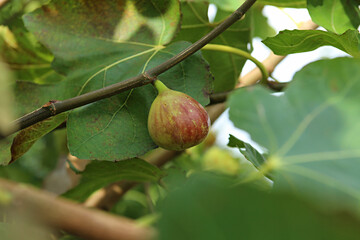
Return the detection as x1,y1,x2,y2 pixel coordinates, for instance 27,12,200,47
263,29,360,58
63,158,164,202
158,174,360,240
228,58,360,212
0,18,64,84
63,40,212,160
307,0,360,34
22,0,213,161
174,1,250,92
25,0,180,45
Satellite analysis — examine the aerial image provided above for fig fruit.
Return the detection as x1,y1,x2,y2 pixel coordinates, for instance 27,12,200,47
148,80,210,151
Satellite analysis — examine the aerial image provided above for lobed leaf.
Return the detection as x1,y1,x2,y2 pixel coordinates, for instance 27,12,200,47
228,57,360,212
263,29,360,58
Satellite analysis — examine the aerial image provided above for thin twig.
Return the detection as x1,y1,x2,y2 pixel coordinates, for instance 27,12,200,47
0,178,155,240
4,0,257,139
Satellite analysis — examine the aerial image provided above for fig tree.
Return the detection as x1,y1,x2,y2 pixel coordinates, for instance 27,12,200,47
148,80,210,151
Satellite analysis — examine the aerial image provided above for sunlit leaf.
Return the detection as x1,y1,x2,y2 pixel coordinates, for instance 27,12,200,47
0,19,64,84
229,57,360,212
24,0,180,45
308,0,360,34
263,29,360,58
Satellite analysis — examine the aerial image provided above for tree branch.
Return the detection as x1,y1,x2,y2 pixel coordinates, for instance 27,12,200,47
0,178,155,240
3,0,257,139
85,20,320,210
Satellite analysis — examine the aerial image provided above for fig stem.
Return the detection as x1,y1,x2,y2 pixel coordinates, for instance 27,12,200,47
154,80,169,94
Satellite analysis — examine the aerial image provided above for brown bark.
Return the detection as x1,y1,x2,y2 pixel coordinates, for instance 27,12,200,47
0,178,155,240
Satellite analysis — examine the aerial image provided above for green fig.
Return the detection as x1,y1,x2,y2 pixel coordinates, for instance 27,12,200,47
148,80,210,151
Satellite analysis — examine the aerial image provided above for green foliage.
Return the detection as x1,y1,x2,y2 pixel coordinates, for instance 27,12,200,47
1,0,360,239
203,0,245,12
258,0,306,8
199,0,307,10
174,1,250,92
1,84,68,168
0,18,63,84
229,58,360,212
0,131,63,186
21,0,212,161
263,29,360,57
0,0,49,25
10,113,66,163
307,0,360,34
158,174,360,240
63,158,164,202
228,134,266,170
0,60,15,136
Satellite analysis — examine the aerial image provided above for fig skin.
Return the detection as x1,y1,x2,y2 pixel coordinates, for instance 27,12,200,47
148,80,210,151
